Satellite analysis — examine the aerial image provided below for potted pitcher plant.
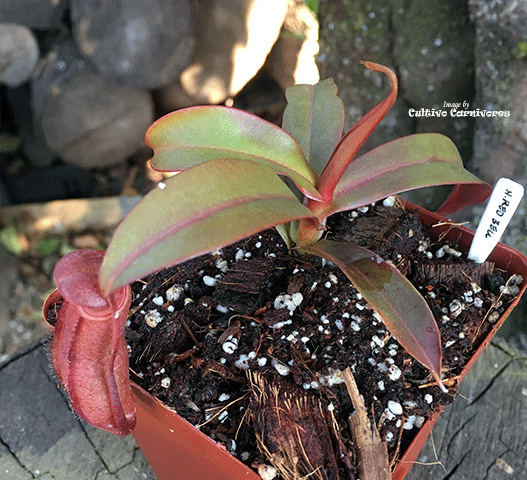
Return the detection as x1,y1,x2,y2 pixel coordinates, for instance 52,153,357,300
43,62,527,480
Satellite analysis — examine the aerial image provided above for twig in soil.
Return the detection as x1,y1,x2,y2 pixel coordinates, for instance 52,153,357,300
376,410,387,432
342,367,390,480
476,274,516,337
380,332,391,344
178,314,199,346
328,407,356,475
205,360,245,383
168,348,195,363
149,348,163,363
127,304,143,317
394,196,407,210
235,405,250,441
129,367,142,378
198,394,247,427
417,375,458,390
431,221,468,243
159,276,173,288
389,417,406,469
372,209,389,219
218,321,241,344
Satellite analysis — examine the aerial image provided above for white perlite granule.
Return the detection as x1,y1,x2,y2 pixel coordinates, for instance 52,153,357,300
388,400,403,416
144,310,163,328
166,284,184,302
273,292,303,315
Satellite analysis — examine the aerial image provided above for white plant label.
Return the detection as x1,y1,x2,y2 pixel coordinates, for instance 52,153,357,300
468,177,524,263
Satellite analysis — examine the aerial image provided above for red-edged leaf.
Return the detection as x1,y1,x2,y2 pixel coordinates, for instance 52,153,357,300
282,78,345,176
146,106,322,201
99,158,316,294
435,183,491,216
325,134,491,218
316,62,398,201
303,240,446,391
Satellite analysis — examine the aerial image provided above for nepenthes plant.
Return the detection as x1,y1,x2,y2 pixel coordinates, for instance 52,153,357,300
44,62,491,436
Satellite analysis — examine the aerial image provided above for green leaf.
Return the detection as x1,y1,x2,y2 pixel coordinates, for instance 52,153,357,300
282,78,344,176
147,106,323,201
303,0,318,15
316,62,398,201
99,159,316,294
60,242,78,257
303,240,446,391
326,134,491,217
0,225,24,256
275,223,292,250
38,237,61,255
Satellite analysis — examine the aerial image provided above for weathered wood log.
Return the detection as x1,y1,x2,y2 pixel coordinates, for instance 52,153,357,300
0,339,155,480
406,337,527,480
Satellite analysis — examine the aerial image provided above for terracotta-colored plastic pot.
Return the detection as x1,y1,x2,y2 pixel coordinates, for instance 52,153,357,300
129,202,527,480
43,202,527,480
